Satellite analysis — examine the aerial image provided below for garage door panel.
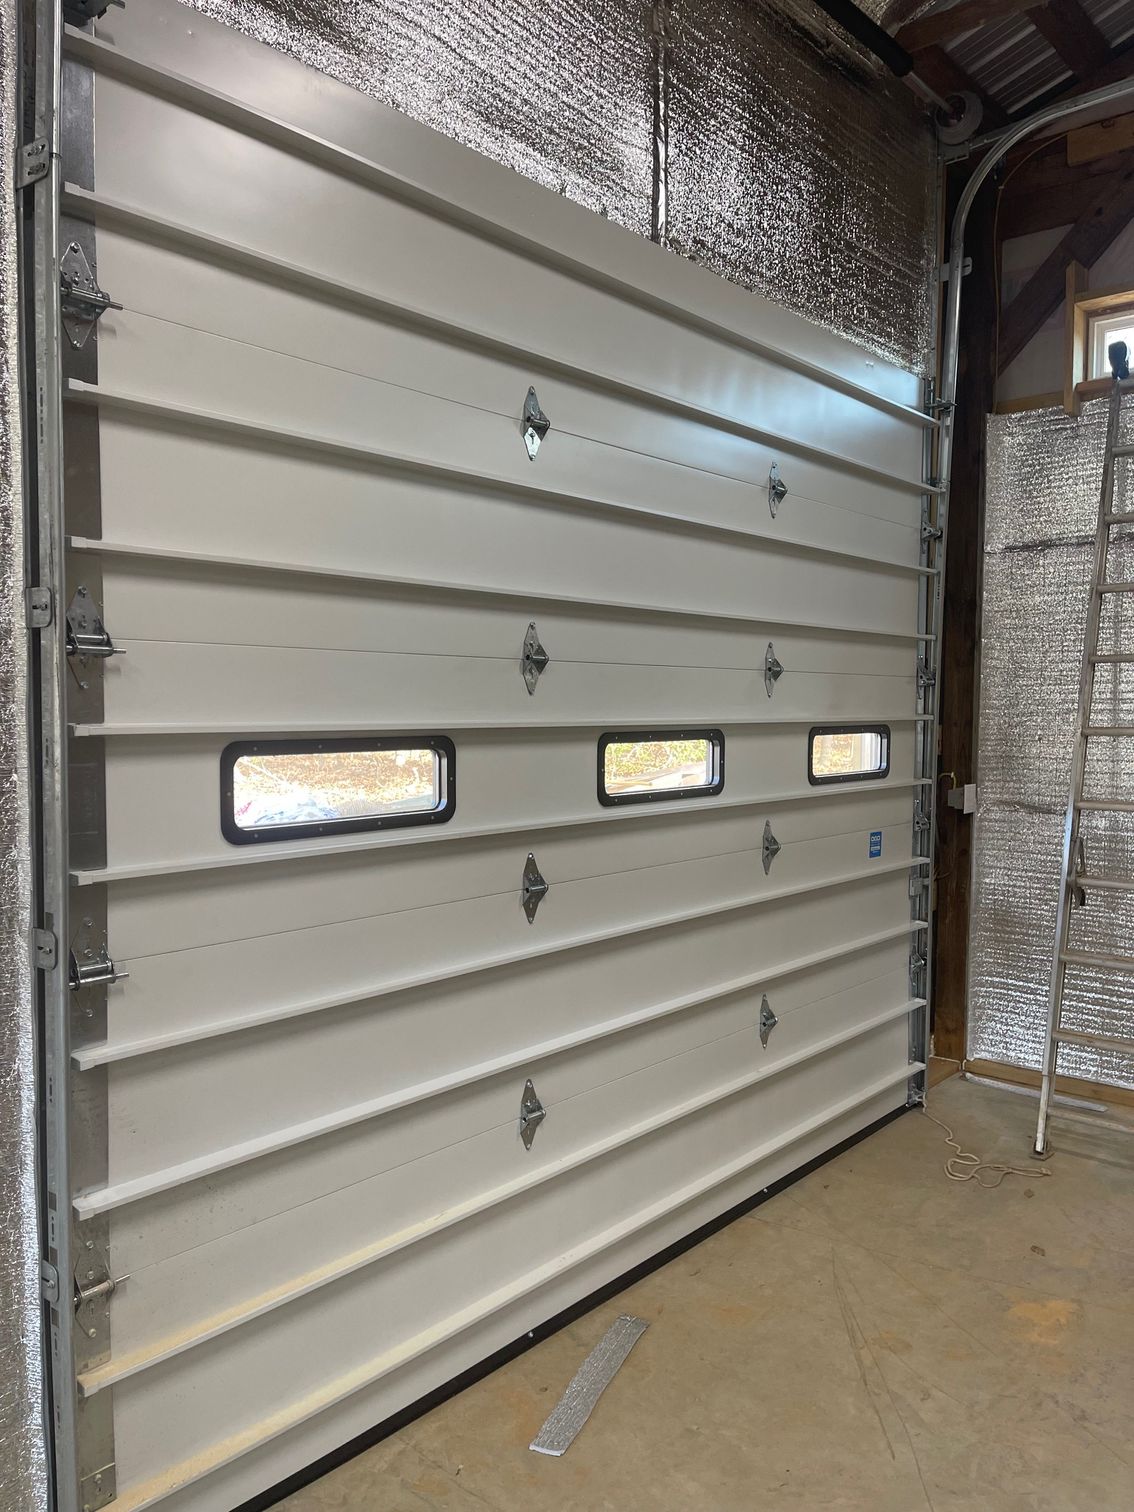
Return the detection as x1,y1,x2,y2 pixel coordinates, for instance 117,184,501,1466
86,417,920,639
92,554,919,678
104,1018,911,1502
92,726,919,874
93,854,916,1072
88,74,922,486
103,787,918,960
92,220,921,534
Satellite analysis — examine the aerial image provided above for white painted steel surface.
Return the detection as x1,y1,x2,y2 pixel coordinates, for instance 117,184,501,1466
52,5,928,1508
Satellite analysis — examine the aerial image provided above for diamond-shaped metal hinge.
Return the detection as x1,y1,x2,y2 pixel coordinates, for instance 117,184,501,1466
768,463,788,519
762,820,781,875
69,917,128,992
910,949,927,979
917,658,936,693
921,517,943,544
66,585,123,661
759,995,778,1049
519,1078,545,1150
60,241,122,350
913,801,930,834
521,852,549,924
521,386,551,460
521,621,549,694
764,642,784,698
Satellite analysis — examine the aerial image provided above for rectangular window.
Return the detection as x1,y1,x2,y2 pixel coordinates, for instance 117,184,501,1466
598,729,724,806
1090,306,1134,380
221,736,455,844
808,726,890,785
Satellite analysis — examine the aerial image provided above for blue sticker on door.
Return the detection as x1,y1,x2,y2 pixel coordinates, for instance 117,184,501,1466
869,830,882,858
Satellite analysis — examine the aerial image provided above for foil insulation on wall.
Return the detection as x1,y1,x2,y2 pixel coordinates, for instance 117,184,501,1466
0,0,48,1508
970,398,1134,1088
181,0,935,373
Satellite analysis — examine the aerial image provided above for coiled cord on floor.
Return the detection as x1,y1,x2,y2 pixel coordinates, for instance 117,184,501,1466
922,1107,1054,1188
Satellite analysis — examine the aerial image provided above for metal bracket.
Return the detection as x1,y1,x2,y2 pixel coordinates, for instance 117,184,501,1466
916,658,936,693
60,241,122,350
768,462,788,519
921,518,943,544
758,995,778,1049
79,1463,117,1512
521,852,549,924
521,621,549,694
66,585,122,662
910,949,927,982
75,1264,117,1311
764,642,784,698
16,138,50,190
762,820,781,875
69,917,128,992
519,1078,546,1149
32,929,57,972
26,585,53,628
521,386,551,460
937,256,972,282
40,1260,60,1306
913,801,931,834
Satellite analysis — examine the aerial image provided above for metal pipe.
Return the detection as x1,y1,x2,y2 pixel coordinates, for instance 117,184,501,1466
806,0,951,110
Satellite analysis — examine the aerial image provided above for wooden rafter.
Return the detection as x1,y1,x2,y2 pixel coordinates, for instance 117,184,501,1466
895,0,1038,54
912,44,1009,125
1027,0,1110,80
1022,38,1134,112
998,161,1134,371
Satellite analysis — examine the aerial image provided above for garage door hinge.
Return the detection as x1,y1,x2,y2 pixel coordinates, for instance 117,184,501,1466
768,462,788,518
521,852,549,923
764,642,784,698
762,820,781,874
66,586,123,661
521,621,549,694
917,658,935,692
25,585,53,628
40,1260,59,1305
75,1264,117,1310
921,516,942,544
913,800,930,833
79,1463,116,1512
521,386,551,460
519,1078,545,1149
759,995,778,1048
910,948,926,980
15,138,50,190
60,241,122,350
69,918,128,991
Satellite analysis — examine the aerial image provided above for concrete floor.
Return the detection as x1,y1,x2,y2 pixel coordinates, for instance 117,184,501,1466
280,1074,1134,1512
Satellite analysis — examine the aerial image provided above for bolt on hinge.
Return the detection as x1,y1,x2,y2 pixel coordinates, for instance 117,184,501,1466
519,1078,545,1149
521,852,549,923
762,819,781,875
25,585,53,628
764,642,784,698
74,1264,117,1310
69,917,128,992
758,995,778,1049
913,801,931,833
15,138,50,190
60,241,122,350
66,586,123,661
910,949,927,978
521,386,551,460
79,1463,117,1512
521,621,549,694
921,518,943,544
768,462,788,519
916,658,936,693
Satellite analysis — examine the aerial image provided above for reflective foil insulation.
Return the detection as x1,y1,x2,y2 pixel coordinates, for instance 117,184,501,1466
181,0,936,372
971,399,1134,1088
0,0,48,1507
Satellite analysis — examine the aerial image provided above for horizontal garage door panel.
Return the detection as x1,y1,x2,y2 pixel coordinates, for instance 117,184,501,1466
49,7,932,1511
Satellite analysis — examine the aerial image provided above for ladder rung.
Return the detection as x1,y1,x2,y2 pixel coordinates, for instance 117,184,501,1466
1060,949,1134,973
1076,874,1134,893
1055,1027,1134,1056
1076,798,1134,813
1114,444,1134,458
1096,582,1134,594
1083,726,1134,737
1090,653,1134,664
1104,513,1134,526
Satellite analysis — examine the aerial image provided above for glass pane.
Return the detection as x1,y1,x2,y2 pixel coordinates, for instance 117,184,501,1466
1091,313,1134,379
811,729,886,779
603,737,716,797
232,747,441,832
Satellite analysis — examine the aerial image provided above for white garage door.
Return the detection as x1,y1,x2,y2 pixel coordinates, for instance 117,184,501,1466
29,4,936,1509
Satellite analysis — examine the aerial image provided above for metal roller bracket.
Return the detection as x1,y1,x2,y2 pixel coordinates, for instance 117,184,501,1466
521,386,551,460
69,916,128,992
764,642,784,698
521,621,549,694
59,241,121,349
762,820,781,875
759,995,778,1049
519,1079,546,1149
66,585,122,662
768,462,788,518
521,852,549,923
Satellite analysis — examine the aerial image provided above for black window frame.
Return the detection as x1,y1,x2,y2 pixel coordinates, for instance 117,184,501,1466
221,734,456,845
807,724,891,786
597,727,725,807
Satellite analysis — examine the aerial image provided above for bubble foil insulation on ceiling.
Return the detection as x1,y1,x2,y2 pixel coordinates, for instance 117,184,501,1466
0,0,48,1506
180,0,936,374
971,399,1134,1088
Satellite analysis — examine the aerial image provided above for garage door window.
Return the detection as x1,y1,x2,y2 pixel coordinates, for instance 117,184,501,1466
808,726,890,785
222,737,456,842
599,730,724,806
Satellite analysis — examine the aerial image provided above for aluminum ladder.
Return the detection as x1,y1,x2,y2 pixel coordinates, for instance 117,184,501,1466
1034,340,1134,1157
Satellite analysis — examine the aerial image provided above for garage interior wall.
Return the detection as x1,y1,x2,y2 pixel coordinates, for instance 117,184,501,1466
181,0,937,373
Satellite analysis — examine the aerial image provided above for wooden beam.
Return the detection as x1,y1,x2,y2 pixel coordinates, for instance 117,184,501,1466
998,162,1134,371
932,166,999,1065
999,166,1129,238
1064,259,1088,414
964,1056,1134,1111
913,44,1009,126
1019,37,1134,113
1068,112,1134,166
1028,0,1110,80
896,0,1037,54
